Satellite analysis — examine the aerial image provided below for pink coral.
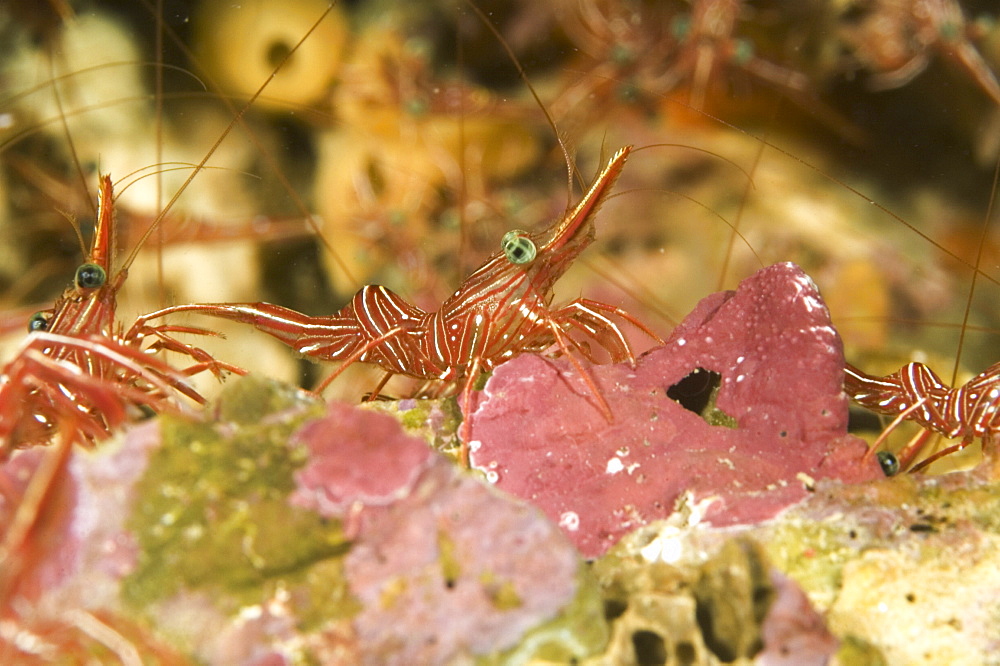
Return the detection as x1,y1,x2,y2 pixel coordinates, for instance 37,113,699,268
468,262,882,558
757,570,839,665
289,401,435,519
291,401,597,665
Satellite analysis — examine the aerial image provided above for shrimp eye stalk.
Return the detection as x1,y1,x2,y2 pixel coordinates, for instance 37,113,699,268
876,450,900,476
76,263,107,289
28,312,50,333
501,230,536,265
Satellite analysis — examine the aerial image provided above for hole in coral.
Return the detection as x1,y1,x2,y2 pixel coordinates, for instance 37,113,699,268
666,368,721,416
696,600,738,662
266,40,293,68
366,158,386,197
906,593,916,603
604,598,628,620
676,640,697,666
631,630,668,666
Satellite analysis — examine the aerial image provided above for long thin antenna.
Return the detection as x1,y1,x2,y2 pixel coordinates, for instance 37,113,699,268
122,4,340,273
951,151,1000,384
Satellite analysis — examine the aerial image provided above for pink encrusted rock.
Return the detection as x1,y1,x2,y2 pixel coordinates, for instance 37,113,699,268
757,569,839,666
291,402,600,665
468,262,882,558
343,463,586,666
289,401,435,518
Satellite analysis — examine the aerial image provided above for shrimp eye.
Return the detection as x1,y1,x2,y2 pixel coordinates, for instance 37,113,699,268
75,263,107,289
876,450,900,477
28,311,50,333
501,230,536,265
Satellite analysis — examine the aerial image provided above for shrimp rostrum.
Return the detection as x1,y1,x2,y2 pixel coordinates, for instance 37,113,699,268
139,146,660,456
0,176,240,460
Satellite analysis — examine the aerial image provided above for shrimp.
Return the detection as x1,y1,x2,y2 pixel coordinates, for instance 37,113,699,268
0,175,240,460
135,145,662,463
845,360,1000,472
0,3,346,458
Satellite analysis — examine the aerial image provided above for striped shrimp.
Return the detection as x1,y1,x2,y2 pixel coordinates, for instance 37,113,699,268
134,145,662,463
0,2,346,457
3,3,1000,460
2,3,1000,662
845,360,1000,472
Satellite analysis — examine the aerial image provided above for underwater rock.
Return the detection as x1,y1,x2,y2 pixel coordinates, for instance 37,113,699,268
294,401,608,665
468,262,882,558
765,469,1000,666
0,377,605,664
694,538,775,661
757,568,839,666
590,533,838,666
290,401,436,526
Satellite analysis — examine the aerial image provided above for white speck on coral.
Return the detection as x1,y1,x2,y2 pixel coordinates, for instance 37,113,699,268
736,356,745,364
559,511,580,532
606,457,624,475
676,338,686,346
468,440,482,453
640,529,684,564
485,470,499,483
736,374,745,382
802,295,824,313
616,446,630,457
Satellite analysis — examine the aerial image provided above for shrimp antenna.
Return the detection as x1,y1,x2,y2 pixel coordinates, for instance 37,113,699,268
121,3,341,274
461,0,577,206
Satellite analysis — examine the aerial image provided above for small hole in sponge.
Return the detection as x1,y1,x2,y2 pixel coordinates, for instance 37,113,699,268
667,368,722,416
266,40,293,68
631,630,667,666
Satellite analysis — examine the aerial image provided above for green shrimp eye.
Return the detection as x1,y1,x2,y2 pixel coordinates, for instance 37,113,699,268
28,311,50,333
75,263,106,289
501,230,536,265
876,450,900,477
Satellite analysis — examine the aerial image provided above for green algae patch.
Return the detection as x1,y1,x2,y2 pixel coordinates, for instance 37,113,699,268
835,635,887,666
215,374,324,425
123,377,350,616
760,518,857,610
482,563,609,666
400,400,433,431
701,379,738,429
925,480,1000,534
296,556,362,630
438,529,463,588
478,570,523,611
361,395,463,456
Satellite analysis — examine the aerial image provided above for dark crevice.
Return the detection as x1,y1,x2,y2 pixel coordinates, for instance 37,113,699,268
666,368,721,416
